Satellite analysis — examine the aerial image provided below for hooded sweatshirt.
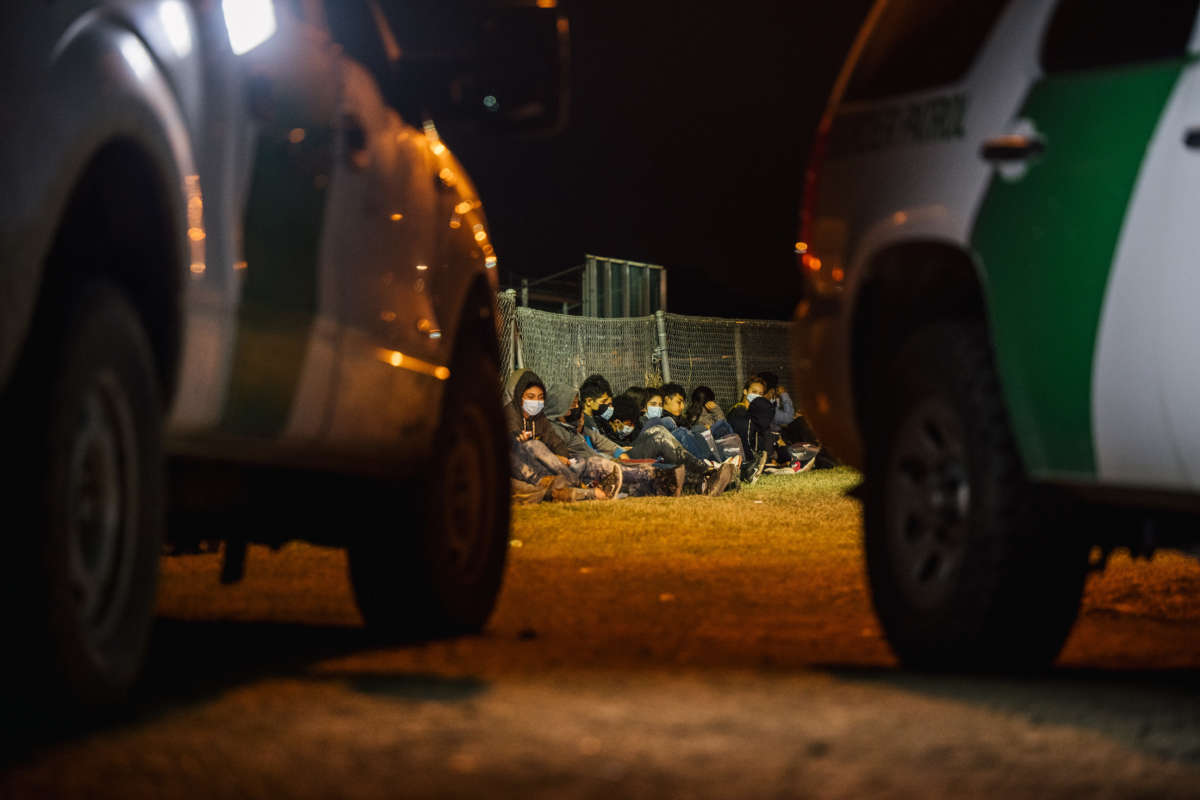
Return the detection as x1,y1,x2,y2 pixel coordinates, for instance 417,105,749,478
503,370,570,458
728,396,776,456
543,384,596,461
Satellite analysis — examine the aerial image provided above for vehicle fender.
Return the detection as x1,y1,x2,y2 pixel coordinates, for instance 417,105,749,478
0,12,199,399
427,150,503,387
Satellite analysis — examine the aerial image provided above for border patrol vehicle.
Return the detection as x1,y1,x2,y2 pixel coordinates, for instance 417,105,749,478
793,0,1200,668
2,0,567,706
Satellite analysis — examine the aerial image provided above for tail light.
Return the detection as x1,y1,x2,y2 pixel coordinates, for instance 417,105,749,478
798,119,829,276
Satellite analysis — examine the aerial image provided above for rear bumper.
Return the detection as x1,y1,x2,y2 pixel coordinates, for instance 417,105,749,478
791,297,862,469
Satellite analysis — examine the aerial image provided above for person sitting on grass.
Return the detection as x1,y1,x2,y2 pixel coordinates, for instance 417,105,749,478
683,385,725,431
579,374,625,458
726,375,772,483
607,395,737,496
654,382,721,461
758,371,795,435
638,387,665,431
683,384,743,462
756,370,801,466
545,384,686,497
504,370,621,502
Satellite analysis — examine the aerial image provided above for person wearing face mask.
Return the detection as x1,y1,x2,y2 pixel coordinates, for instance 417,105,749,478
578,375,624,458
544,385,686,497
726,376,771,483
653,382,719,461
607,395,737,496
504,371,621,502
638,389,666,432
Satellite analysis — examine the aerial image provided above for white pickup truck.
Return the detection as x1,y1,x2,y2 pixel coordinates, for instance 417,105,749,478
1,0,567,706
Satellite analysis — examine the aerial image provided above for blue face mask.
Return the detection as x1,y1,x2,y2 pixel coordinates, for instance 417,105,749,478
645,405,663,419
522,399,545,417
600,404,614,421
746,393,761,403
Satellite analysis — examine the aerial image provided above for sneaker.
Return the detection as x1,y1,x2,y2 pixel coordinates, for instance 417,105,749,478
742,450,768,484
598,464,622,499
793,456,817,473
653,464,686,497
704,459,736,496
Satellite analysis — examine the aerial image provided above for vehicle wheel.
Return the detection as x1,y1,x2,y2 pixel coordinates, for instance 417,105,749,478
8,282,164,707
347,325,510,639
863,321,1087,671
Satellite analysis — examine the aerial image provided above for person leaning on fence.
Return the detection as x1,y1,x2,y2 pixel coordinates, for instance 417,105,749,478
607,395,737,496
726,376,772,483
548,388,687,497
683,385,725,431
504,370,622,503
638,387,665,432
654,382,721,462
578,375,624,457
682,384,744,465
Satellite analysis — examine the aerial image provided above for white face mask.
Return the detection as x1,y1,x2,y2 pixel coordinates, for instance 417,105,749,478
617,424,634,436
746,393,761,403
522,399,545,417
645,405,662,419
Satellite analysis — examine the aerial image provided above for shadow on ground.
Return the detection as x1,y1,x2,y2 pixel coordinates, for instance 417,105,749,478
823,664,1200,765
0,617,491,766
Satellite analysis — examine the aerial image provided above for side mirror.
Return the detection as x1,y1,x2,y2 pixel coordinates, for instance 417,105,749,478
376,1,571,138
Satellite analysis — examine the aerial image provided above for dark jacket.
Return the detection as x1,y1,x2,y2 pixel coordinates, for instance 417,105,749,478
727,397,775,456
503,371,570,458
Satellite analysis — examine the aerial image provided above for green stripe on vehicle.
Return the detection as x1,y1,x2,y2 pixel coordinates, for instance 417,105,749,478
969,60,1185,478
221,129,329,437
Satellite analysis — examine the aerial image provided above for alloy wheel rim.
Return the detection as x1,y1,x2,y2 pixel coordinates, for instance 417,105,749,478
886,397,971,611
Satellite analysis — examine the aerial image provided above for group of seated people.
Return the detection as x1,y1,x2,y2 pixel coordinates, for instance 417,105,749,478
504,368,826,503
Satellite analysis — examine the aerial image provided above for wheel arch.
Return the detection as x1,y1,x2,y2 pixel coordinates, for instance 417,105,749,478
444,272,503,374
850,240,991,443
38,137,185,406
5,16,199,408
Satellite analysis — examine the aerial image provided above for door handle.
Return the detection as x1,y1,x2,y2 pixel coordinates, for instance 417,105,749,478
340,113,369,170
981,134,1046,161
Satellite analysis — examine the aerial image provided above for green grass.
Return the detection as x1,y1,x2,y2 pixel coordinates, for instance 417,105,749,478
510,466,864,560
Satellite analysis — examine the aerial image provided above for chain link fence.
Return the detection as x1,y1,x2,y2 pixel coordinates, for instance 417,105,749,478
664,314,792,409
496,291,792,408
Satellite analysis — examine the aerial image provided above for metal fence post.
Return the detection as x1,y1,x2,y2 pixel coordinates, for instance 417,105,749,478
514,307,525,369
733,322,744,392
501,289,517,373
655,310,671,383
520,278,529,308
603,259,613,318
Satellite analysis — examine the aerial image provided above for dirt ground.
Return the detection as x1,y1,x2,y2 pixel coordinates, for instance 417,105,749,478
4,469,1200,799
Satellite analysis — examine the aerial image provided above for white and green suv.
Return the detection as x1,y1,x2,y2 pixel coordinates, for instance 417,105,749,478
793,0,1200,668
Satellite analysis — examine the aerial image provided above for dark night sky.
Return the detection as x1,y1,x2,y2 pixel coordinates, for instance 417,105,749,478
448,1,873,319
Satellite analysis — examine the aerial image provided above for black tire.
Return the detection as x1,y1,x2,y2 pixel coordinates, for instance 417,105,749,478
7,282,164,707
347,323,511,639
863,322,1087,671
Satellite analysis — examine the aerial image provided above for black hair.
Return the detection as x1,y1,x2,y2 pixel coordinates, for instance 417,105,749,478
640,386,663,408
683,385,716,427
659,382,686,402
610,395,641,426
579,375,611,405
758,371,779,392
744,374,766,392
623,386,647,409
